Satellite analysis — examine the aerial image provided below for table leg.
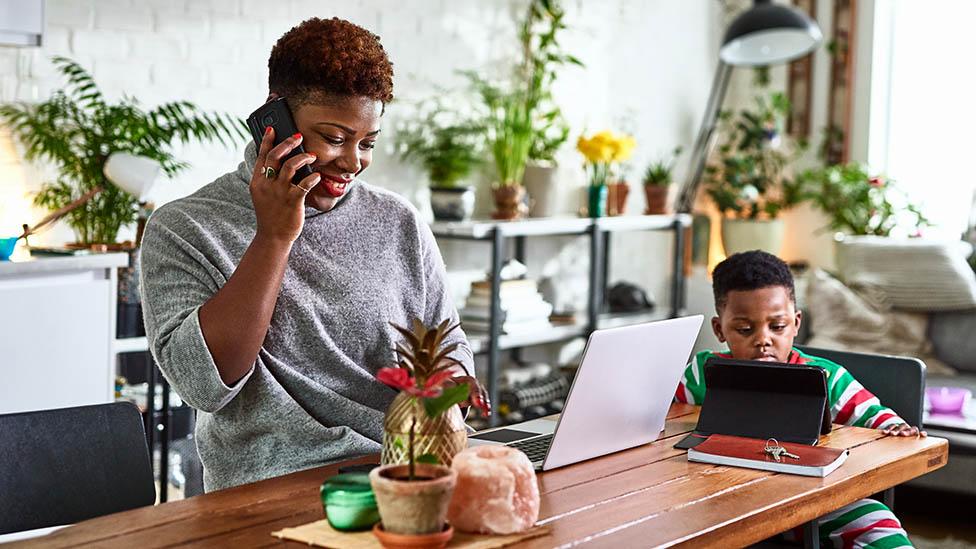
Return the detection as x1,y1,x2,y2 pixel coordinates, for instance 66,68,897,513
802,520,820,549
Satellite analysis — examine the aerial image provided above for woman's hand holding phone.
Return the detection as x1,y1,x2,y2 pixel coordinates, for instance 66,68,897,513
250,127,321,244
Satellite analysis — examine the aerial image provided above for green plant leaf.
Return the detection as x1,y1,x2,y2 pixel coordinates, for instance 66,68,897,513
393,436,405,450
423,383,469,418
415,453,440,465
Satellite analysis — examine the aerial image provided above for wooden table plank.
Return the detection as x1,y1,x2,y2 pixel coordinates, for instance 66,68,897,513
11,405,946,549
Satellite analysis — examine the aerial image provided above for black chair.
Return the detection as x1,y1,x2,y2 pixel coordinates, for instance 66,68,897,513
796,346,927,511
0,402,156,535
796,346,926,427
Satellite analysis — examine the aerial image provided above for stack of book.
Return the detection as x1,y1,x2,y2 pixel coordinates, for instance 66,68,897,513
461,279,553,334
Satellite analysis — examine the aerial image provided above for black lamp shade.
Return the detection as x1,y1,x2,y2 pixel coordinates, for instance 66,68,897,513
720,0,823,66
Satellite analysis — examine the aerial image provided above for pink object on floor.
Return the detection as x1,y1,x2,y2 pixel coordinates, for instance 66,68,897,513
447,445,540,534
927,386,971,415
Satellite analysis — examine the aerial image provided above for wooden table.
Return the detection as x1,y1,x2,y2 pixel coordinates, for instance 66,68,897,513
14,404,947,548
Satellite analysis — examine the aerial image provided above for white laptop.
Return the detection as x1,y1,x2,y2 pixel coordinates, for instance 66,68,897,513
469,315,703,470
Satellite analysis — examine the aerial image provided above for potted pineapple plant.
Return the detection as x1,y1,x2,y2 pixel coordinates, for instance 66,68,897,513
371,318,488,547
642,146,682,215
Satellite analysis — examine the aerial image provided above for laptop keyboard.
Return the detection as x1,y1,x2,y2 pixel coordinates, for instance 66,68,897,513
508,433,554,463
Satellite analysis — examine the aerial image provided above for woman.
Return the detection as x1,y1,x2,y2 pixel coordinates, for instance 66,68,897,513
140,17,482,491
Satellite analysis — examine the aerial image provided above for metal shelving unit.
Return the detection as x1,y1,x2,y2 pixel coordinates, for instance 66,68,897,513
431,214,690,426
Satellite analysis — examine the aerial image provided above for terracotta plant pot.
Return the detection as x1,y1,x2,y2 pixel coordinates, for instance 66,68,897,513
643,185,670,215
373,523,454,549
369,464,457,536
607,181,630,216
492,184,527,220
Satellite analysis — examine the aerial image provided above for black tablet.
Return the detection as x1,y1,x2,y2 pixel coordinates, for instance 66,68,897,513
675,357,830,450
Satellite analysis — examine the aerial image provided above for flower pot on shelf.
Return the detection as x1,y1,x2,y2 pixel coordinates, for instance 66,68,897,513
372,522,454,549
429,186,475,222
492,184,527,220
523,164,559,218
643,185,670,215
369,463,457,537
380,392,467,468
587,184,608,218
721,218,785,256
607,181,630,216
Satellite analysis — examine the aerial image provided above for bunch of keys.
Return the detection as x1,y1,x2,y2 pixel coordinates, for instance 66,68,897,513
764,438,800,462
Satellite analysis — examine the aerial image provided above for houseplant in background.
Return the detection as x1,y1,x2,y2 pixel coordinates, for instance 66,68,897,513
704,91,803,255
642,146,683,215
372,318,488,546
577,130,635,218
395,98,483,222
518,0,583,218
0,56,243,247
795,163,928,237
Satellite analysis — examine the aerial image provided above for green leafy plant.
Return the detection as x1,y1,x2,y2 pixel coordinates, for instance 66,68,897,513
518,0,583,163
0,56,244,245
643,146,683,187
795,163,928,236
395,99,483,188
704,91,804,219
464,0,581,185
377,318,488,480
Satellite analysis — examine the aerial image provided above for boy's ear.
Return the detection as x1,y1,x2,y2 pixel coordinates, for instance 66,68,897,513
794,309,803,332
711,316,726,343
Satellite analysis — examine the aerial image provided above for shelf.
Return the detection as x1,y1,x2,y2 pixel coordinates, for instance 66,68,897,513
594,213,692,232
114,336,149,354
466,321,588,354
431,214,689,240
464,309,677,354
431,217,591,239
597,309,673,330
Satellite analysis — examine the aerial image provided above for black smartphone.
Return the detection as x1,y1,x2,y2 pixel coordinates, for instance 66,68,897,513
245,97,315,184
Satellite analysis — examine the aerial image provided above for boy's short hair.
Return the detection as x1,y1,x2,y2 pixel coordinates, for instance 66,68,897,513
712,250,795,310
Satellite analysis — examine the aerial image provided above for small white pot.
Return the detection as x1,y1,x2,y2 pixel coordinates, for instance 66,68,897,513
721,218,785,256
522,164,559,218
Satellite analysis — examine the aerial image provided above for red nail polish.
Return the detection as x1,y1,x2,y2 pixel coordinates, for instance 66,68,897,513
293,132,302,140
264,126,272,134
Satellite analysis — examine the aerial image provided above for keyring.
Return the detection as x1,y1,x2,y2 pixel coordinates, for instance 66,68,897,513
263,166,276,179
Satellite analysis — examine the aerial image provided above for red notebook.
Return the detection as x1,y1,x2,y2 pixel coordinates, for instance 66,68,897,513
687,434,849,477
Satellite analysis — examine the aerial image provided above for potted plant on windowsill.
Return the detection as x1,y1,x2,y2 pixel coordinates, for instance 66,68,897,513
395,100,483,222
577,130,635,218
371,318,488,547
704,91,803,255
642,146,682,215
0,56,243,248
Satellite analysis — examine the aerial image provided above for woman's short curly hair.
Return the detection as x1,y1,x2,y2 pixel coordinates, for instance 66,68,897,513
268,17,394,107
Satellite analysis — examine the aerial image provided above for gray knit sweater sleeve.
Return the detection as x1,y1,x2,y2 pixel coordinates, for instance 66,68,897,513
139,217,254,413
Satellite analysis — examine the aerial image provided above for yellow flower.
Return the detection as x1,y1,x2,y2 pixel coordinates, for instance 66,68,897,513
611,134,636,162
577,130,617,164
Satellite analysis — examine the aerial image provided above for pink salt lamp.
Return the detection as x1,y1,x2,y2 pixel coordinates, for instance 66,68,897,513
447,445,540,534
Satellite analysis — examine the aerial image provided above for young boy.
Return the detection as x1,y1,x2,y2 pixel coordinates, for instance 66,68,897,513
676,251,924,548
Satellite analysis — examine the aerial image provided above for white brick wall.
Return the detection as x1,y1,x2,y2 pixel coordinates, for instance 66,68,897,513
0,0,722,349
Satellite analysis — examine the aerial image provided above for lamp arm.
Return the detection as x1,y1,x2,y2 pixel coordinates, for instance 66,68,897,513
19,186,103,240
675,61,733,213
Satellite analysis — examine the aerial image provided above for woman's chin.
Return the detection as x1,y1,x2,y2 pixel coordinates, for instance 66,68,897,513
304,191,339,212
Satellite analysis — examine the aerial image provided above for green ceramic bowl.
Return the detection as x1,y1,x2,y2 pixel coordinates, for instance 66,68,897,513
320,473,380,532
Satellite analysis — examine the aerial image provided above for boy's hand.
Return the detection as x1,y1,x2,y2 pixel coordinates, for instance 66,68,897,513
881,423,927,437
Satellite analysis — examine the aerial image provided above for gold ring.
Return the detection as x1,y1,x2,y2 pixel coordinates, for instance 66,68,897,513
263,166,276,179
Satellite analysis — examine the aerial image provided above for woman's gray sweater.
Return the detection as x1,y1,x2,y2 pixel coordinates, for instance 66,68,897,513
139,144,473,491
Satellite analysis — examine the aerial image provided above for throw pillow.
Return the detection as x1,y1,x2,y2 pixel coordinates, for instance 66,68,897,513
805,269,955,375
835,236,976,311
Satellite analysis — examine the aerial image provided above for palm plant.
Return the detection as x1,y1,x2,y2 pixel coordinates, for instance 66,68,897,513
0,56,244,245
